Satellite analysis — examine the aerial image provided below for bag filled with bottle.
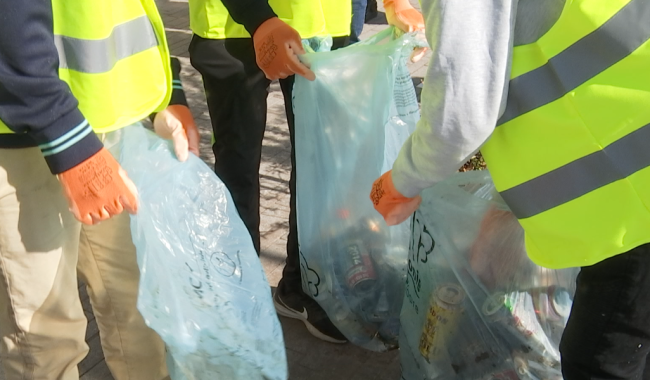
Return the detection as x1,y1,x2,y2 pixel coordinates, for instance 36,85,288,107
400,170,579,380
292,27,427,351
107,125,287,380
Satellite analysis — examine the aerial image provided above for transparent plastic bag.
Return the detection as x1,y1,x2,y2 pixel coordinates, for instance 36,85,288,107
302,35,333,53
400,170,578,380
293,27,427,351
108,125,287,380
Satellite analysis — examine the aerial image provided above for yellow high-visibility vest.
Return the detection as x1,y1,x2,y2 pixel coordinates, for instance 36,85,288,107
189,0,352,40
481,0,650,269
0,0,172,134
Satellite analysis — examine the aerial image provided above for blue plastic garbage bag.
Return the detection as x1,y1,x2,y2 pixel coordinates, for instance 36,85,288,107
107,125,288,380
293,27,427,351
400,170,579,380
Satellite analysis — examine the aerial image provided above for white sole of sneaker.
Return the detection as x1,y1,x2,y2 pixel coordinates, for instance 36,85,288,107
273,295,347,344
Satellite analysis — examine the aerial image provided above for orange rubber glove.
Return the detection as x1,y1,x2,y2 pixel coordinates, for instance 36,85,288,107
58,148,138,225
384,0,425,33
252,17,316,81
153,105,200,162
370,170,422,226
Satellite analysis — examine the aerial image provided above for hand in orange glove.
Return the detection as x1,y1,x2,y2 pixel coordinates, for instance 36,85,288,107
252,17,316,81
153,105,201,162
58,148,138,225
384,0,425,33
370,170,422,226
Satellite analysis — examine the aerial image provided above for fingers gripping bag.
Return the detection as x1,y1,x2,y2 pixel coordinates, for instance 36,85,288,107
293,27,427,351
400,170,579,380
105,125,287,380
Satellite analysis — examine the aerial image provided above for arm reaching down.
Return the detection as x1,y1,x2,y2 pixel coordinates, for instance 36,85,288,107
391,0,517,197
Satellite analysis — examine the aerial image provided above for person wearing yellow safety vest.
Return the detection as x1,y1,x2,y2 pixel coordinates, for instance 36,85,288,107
187,0,351,344
187,0,423,345
370,0,650,378
0,1,199,379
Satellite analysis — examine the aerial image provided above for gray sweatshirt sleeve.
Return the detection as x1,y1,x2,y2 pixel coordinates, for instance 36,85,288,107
391,0,518,197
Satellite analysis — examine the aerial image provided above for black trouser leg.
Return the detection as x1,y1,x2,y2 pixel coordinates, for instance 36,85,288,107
277,75,301,292
560,243,650,380
188,35,269,254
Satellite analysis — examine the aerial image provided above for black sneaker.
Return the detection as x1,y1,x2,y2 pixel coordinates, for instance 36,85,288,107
273,286,348,344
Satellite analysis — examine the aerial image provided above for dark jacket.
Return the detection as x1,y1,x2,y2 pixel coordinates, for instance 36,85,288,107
0,0,187,174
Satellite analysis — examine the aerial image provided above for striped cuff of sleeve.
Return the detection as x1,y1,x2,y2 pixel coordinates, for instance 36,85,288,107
172,79,183,91
170,78,188,107
169,58,188,107
31,109,103,174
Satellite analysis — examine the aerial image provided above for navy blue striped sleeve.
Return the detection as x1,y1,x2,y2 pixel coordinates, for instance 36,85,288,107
0,0,102,174
169,57,188,107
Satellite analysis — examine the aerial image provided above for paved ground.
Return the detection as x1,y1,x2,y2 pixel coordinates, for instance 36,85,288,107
3,2,431,379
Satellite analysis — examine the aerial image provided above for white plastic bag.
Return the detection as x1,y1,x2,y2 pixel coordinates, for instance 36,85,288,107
108,125,287,380
293,28,426,351
400,171,578,380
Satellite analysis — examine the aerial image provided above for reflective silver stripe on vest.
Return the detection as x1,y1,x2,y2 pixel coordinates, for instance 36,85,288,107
497,0,650,126
54,15,159,74
501,122,650,219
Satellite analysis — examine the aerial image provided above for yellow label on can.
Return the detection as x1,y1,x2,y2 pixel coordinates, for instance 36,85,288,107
418,284,465,361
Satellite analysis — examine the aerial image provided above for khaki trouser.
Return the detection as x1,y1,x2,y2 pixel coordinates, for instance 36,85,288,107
0,147,168,380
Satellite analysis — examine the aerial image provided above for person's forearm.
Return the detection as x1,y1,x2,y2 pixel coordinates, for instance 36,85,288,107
220,0,277,36
169,57,189,107
391,0,517,197
0,0,102,174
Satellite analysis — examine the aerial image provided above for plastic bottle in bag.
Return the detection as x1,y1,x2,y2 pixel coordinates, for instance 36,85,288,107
327,213,403,348
481,291,560,364
529,286,572,345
